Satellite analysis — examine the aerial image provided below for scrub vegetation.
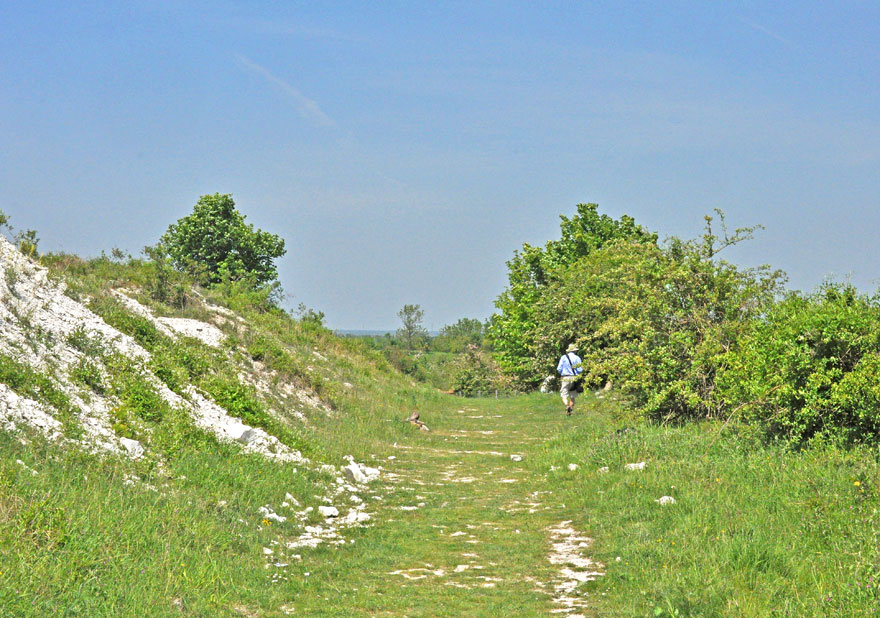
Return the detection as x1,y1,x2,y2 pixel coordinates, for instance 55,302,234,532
489,205,880,447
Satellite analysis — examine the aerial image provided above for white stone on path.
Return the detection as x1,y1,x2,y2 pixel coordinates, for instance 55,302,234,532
259,506,287,523
625,462,647,471
567,463,579,471
655,496,676,505
319,506,340,518
510,454,523,462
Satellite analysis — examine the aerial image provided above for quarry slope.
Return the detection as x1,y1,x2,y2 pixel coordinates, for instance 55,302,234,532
0,235,314,462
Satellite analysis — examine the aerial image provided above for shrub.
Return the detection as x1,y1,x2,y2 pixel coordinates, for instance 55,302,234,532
450,345,508,396
717,283,880,444
159,193,286,289
528,213,784,421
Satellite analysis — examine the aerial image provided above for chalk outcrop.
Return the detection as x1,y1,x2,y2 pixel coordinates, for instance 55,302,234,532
0,235,307,463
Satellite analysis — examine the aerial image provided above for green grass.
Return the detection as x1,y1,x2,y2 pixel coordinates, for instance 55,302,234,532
4,254,876,615
0,432,322,616
5,378,880,615
534,393,880,617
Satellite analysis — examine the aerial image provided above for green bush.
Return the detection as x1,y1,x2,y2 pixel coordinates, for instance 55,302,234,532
489,203,657,387
159,193,286,289
526,213,783,421
450,346,507,396
718,283,880,444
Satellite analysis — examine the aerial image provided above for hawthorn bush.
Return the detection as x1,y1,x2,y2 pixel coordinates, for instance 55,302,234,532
717,283,880,445
531,231,783,422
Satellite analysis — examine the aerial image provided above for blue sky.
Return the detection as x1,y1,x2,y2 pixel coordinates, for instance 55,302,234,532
2,2,878,329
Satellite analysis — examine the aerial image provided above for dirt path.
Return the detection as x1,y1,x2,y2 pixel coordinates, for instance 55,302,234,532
285,396,603,617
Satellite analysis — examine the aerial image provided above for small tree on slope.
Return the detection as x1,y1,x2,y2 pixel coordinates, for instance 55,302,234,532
159,193,286,288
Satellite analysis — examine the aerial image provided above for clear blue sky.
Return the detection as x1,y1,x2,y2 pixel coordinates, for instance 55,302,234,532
2,2,878,330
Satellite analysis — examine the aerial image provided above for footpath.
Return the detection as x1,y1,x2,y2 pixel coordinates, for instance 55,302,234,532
287,395,602,617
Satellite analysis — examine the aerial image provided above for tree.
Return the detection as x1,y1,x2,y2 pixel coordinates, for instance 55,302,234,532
159,193,286,288
488,203,657,387
528,213,783,420
396,304,428,350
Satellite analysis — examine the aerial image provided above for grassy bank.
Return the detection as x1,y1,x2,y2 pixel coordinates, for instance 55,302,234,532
537,393,880,617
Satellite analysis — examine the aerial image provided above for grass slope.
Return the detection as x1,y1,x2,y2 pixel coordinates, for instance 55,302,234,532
2,256,880,616
8,386,880,616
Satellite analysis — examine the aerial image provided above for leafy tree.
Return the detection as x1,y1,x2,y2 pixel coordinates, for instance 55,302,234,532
159,193,286,288
529,212,783,421
396,304,428,350
489,203,656,386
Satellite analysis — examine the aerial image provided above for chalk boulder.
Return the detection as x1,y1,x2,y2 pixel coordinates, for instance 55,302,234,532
119,437,144,459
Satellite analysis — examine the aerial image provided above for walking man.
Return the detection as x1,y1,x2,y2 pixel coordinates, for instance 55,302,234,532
557,343,583,416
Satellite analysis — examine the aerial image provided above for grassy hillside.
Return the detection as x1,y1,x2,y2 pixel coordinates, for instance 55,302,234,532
3,243,880,617
0,245,447,615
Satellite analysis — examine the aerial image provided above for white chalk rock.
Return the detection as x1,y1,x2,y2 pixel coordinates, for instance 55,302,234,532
510,454,523,462
598,466,610,474
259,506,287,523
361,465,380,481
318,506,339,518
625,462,647,471
226,423,256,444
119,437,144,459
343,463,367,484
656,496,676,505
568,463,579,471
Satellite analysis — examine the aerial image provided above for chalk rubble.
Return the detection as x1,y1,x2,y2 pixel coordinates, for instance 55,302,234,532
318,506,339,518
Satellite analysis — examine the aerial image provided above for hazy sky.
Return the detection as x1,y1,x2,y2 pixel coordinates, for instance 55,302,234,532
2,2,878,330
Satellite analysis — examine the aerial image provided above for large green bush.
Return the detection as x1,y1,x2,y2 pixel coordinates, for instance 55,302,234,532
159,193,286,288
489,203,657,387
535,237,782,421
450,345,508,396
717,283,880,445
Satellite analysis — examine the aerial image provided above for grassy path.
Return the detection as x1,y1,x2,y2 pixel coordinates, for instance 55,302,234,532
290,394,601,617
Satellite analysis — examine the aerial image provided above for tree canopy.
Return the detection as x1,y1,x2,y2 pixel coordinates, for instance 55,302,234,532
488,203,657,386
159,193,286,288
396,304,428,350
